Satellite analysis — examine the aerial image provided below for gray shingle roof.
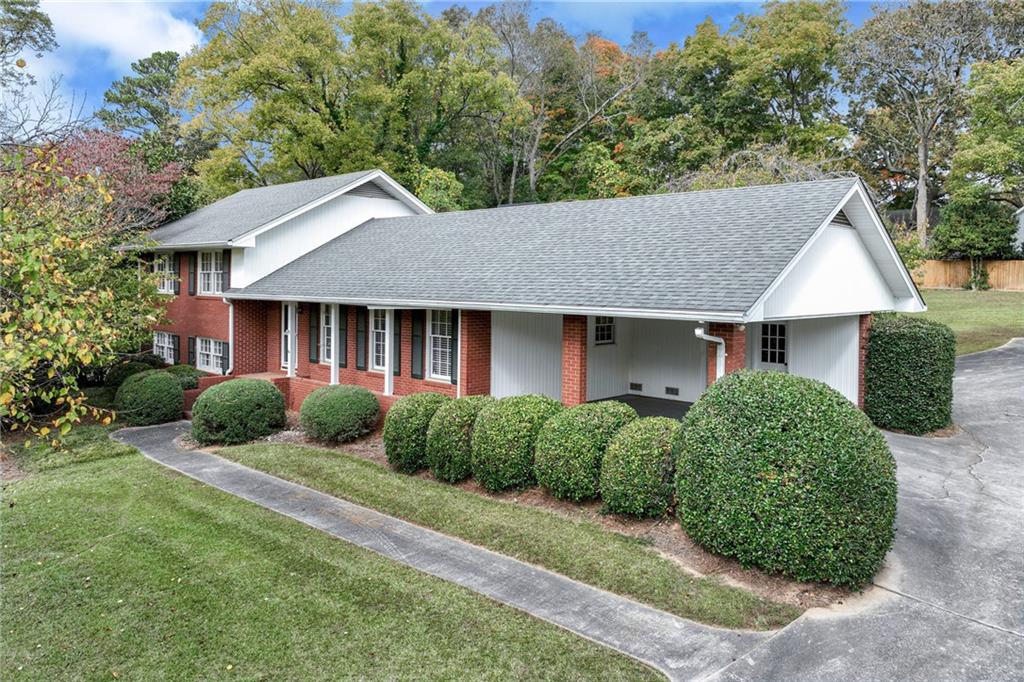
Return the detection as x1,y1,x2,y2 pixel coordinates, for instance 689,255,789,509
148,170,376,246
229,177,859,315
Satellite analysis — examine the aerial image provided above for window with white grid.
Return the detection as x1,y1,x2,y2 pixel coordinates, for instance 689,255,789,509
760,323,787,366
371,309,387,371
198,251,224,295
153,331,175,364
320,304,332,364
594,316,615,345
153,254,175,294
429,310,452,380
197,337,226,373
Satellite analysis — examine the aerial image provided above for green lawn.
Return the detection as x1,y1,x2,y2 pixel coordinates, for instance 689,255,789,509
218,443,801,630
915,289,1024,355
1,427,660,681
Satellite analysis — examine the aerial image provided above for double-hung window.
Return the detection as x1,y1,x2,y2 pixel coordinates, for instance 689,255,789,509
153,254,175,294
153,331,175,365
428,310,453,380
198,251,224,295
371,309,387,371
594,316,615,345
197,337,226,373
320,304,332,364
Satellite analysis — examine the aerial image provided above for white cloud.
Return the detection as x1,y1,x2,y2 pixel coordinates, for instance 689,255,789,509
41,1,201,71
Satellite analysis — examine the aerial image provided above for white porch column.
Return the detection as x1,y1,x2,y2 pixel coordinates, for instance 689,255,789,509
287,302,298,378
383,308,394,396
329,303,340,385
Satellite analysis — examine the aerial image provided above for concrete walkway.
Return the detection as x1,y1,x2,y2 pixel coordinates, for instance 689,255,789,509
113,422,765,682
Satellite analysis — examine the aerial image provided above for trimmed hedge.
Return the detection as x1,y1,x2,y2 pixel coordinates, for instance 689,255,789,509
382,393,451,473
133,352,168,369
471,395,563,492
600,417,681,517
534,401,638,501
191,379,286,445
165,364,208,390
114,370,184,426
676,370,897,588
104,362,151,388
865,315,955,434
426,396,494,482
300,385,380,443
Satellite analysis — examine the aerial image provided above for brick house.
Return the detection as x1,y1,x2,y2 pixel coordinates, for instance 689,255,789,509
146,174,925,415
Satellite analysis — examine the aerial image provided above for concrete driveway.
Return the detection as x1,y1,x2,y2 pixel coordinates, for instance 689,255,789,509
710,339,1024,682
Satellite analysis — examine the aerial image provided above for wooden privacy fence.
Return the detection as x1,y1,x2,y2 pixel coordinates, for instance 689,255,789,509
912,259,1024,291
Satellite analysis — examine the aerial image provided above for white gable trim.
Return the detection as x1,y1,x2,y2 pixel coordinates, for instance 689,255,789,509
744,180,925,322
227,170,433,248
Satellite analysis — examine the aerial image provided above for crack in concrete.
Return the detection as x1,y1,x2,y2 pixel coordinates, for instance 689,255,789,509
955,425,1016,508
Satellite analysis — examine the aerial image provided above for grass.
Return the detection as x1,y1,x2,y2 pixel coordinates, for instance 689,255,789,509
218,442,801,630
915,289,1024,355
1,427,660,681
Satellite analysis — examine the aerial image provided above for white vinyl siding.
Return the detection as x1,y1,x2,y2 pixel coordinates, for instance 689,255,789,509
196,337,226,373
371,309,387,371
153,331,175,365
320,304,332,364
153,254,175,294
428,310,453,380
490,312,562,399
625,319,706,402
198,251,224,295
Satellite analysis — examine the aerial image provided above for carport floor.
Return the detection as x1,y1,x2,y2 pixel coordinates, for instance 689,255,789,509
596,394,692,419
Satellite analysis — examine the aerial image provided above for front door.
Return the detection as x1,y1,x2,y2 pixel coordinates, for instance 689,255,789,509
281,302,293,369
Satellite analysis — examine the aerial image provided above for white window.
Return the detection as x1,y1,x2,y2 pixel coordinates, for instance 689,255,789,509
760,323,787,367
153,331,175,365
371,309,387,371
320,304,332,364
197,337,227,373
153,254,175,294
428,310,453,380
595,316,615,345
281,303,292,369
198,251,224,295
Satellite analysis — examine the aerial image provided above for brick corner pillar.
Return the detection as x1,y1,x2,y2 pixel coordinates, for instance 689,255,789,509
232,300,269,375
706,322,747,385
857,313,873,409
459,310,492,396
561,315,588,406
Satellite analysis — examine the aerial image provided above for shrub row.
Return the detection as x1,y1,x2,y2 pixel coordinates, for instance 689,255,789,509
114,369,184,426
300,385,380,443
192,379,286,445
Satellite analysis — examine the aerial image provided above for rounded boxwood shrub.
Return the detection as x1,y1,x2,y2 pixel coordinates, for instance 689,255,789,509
165,364,207,390
191,379,286,445
471,395,563,492
676,370,897,588
425,395,494,482
114,370,184,426
534,401,638,501
132,352,168,369
382,392,451,473
300,384,380,443
600,416,681,516
104,361,151,388
865,314,955,434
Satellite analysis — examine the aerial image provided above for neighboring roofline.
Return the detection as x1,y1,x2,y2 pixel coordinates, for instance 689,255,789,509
223,291,747,323
227,170,433,247
743,180,926,320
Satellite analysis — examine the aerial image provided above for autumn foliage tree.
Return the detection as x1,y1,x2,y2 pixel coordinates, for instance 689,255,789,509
0,151,165,443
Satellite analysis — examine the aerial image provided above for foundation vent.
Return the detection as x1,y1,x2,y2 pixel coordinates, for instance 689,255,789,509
629,382,643,392
665,386,679,396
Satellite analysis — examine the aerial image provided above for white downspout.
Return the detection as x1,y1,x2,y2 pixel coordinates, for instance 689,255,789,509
695,326,725,383
223,298,235,375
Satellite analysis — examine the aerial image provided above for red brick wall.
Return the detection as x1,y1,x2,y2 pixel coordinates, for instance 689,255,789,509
459,310,491,396
858,313,872,409
706,322,747,385
152,251,230,363
233,300,268,375
561,315,588,406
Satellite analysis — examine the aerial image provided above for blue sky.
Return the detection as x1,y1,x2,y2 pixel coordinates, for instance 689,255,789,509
26,1,878,116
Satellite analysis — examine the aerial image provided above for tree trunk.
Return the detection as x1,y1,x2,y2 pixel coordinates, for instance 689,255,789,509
916,137,930,247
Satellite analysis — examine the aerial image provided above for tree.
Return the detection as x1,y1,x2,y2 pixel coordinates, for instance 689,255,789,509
414,166,464,212
929,184,1019,289
663,143,855,193
841,0,1012,246
950,59,1024,210
0,151,165,443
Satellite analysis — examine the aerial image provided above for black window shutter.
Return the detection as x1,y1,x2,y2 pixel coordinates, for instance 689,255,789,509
355,307,367,370
392,310,401,376
411,310,425,379
187,336,196,365
171,334,180,364
187,253,197,296
220,342,230,374
222,249,231,290
173,253,181,294
309,305,319,363
450,310,459,385
338,305,348,368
